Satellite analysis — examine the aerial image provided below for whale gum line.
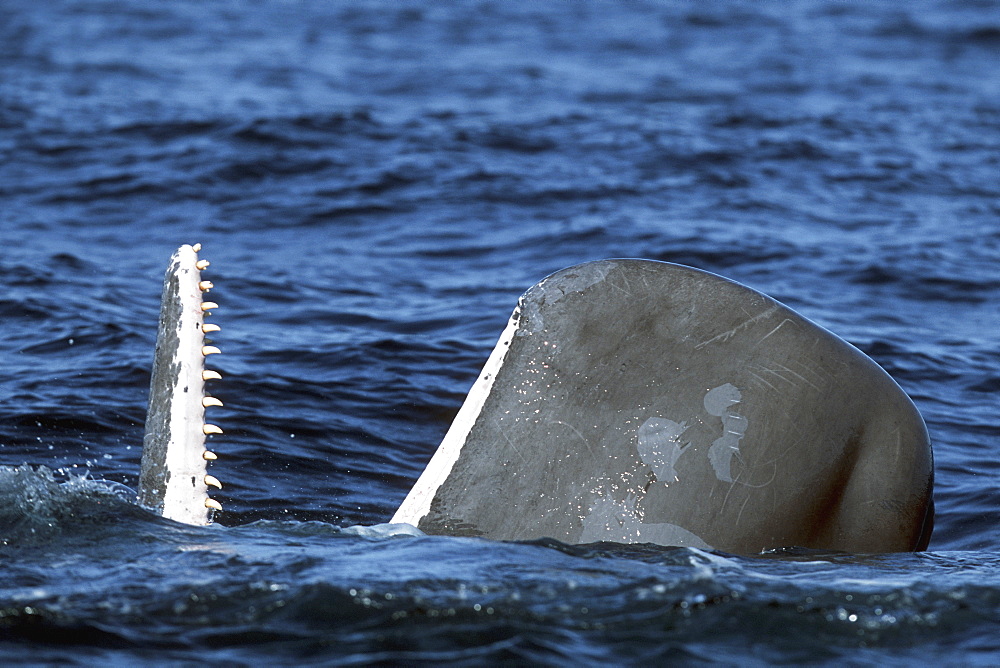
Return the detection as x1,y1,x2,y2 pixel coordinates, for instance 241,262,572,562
395,259,934,554
139,244,221,525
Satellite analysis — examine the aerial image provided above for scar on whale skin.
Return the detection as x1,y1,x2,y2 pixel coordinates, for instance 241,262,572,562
578,493,712,549
636,417,691,484
704,383,747,483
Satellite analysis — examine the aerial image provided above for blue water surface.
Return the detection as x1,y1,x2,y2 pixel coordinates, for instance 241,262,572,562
1,0,999,664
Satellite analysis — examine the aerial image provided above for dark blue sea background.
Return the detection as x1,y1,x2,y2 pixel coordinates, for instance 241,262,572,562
1,0,999,664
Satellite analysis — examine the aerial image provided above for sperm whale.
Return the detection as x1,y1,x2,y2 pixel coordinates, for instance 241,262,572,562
390,259,933,553
139,249,933,553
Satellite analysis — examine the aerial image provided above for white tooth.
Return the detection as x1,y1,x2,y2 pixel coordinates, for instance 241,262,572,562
196,260,210,270
205,475,222,489
203,424,223,435
192,243,202,252
203,451,218,461
202,370,222,381
199,280,214,291
202,323,221,333
202,396,223,408
201,301,218,311
205,498,222,511
202,346,221,356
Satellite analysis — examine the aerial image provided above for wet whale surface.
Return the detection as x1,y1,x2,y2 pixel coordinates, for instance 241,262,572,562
1,0,998,663
395,260,933,553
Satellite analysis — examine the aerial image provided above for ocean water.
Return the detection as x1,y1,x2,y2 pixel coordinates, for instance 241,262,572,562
1,0,999,664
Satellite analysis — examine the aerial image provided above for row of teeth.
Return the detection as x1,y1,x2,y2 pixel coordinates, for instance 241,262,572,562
193,243,223,513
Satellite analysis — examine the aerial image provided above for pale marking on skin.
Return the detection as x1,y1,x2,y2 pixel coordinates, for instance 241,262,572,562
769,362,822,391
754,365,800,391
735,492,752,528
694,305,779,349
748,371,780,393
579,494,712,548
636,418,691,483
704,383,742,417
607,275,634,298
754,363,823,393
552,420,596,457
497,417,528,463
789,358,827,382
757,318,794,345
581,379,766,543
705,383,747,483
720,456,777,519
768,357,827,392
743,369,811,445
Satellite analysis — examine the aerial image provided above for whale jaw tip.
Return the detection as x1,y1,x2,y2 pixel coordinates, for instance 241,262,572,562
138,243,224,526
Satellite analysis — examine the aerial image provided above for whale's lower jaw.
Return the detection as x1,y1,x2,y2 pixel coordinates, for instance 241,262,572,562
138,244,223,526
